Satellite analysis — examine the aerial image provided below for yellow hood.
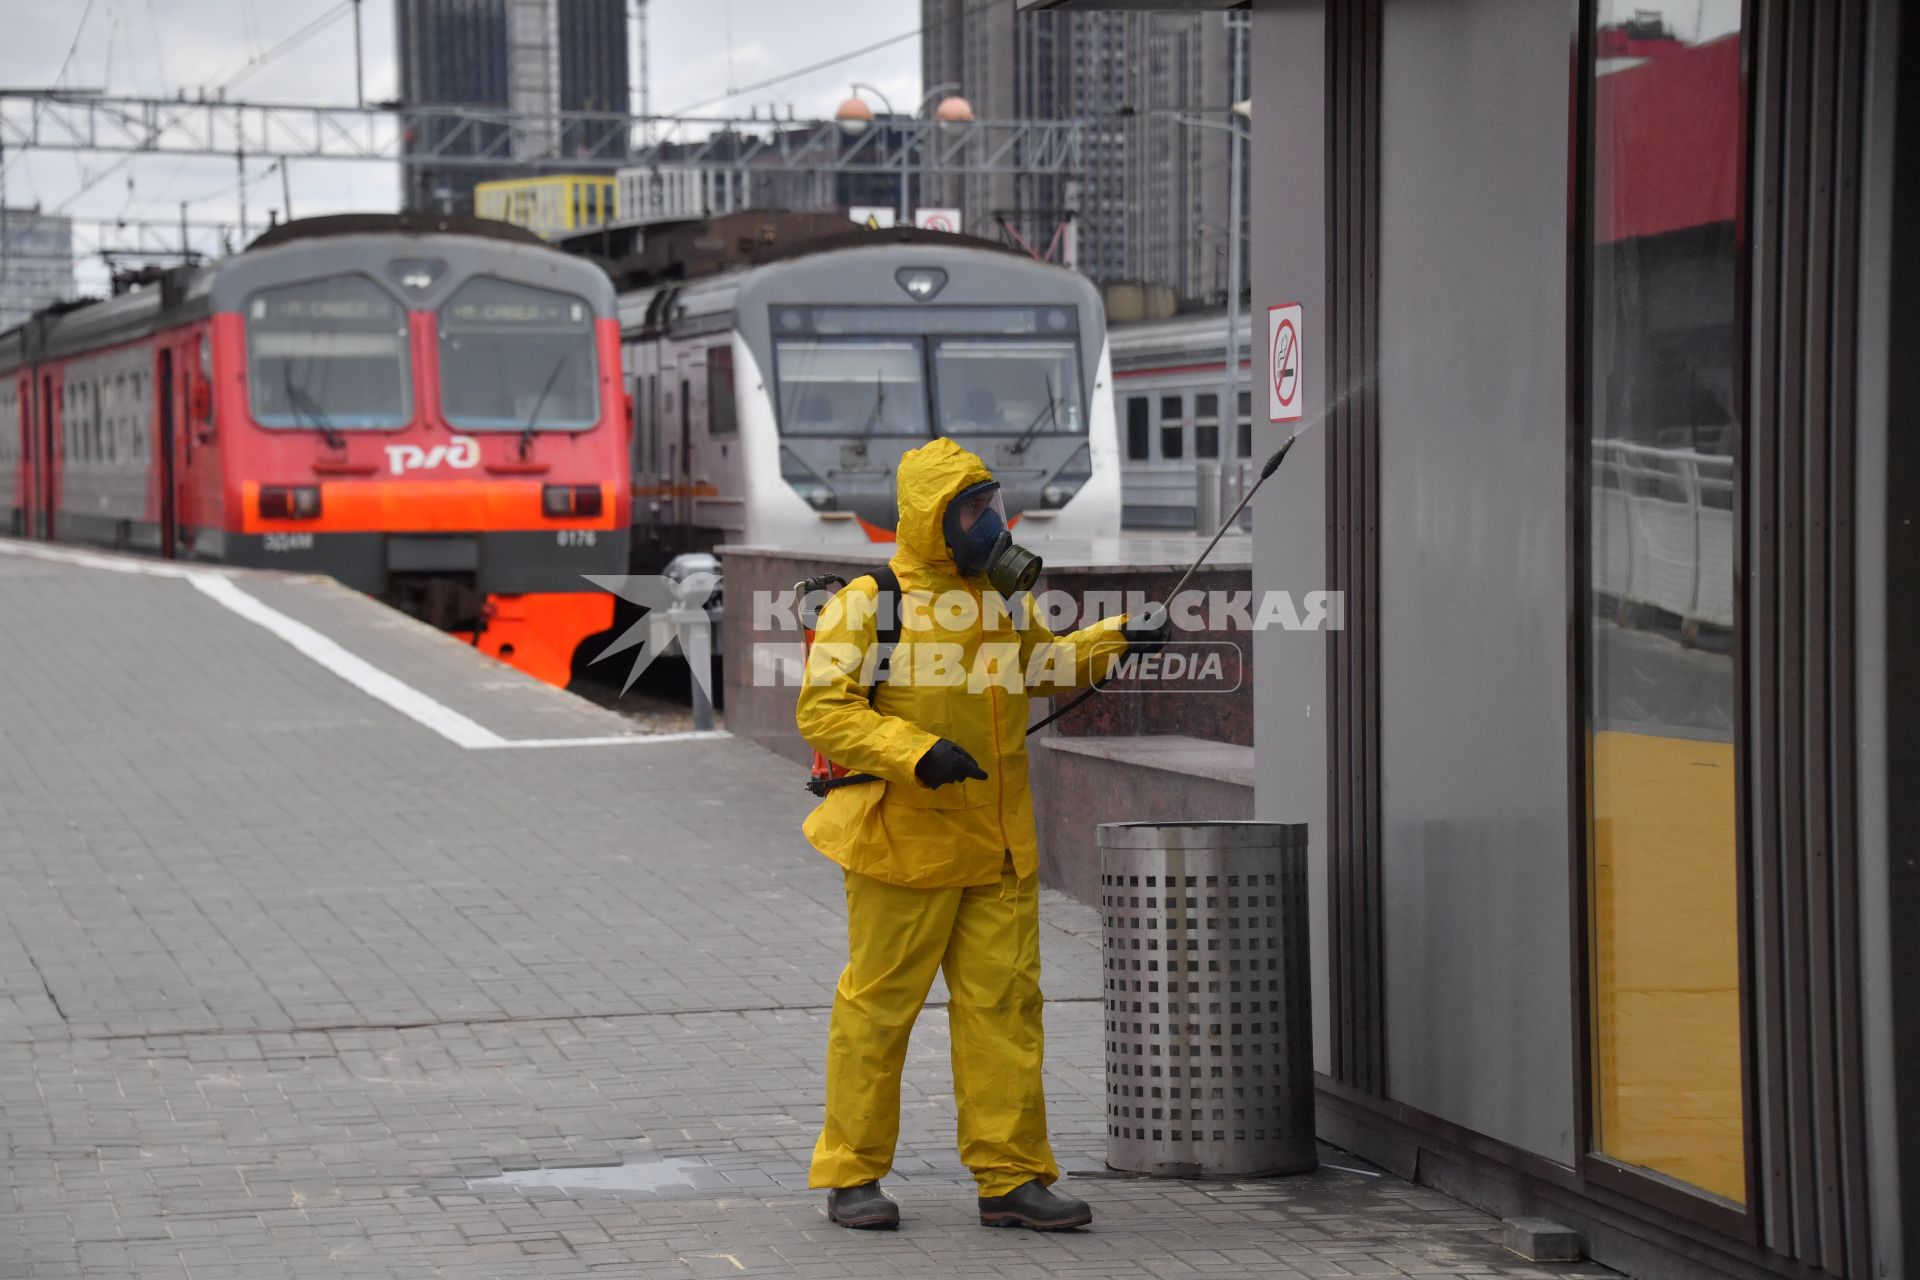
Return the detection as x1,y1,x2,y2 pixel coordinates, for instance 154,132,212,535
894,437,994,571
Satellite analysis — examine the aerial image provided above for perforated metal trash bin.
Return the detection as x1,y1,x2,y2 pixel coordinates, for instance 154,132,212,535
1099,821,1315,1178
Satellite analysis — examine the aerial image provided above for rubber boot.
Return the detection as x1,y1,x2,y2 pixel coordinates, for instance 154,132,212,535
826,1181,899,1229
977,1179,1092,1230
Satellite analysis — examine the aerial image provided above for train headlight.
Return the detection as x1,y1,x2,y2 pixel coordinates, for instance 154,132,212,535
806,485,836,511
895,268,948,302
259,485,322,519
543,484,604,517
386,257,447,295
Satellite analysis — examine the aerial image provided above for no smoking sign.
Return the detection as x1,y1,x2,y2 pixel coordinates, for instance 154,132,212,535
1268,302,1304,423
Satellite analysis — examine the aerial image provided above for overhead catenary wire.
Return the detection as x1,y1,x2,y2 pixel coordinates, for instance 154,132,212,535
51,0,103,89
661,0,1006,118
178,157,282,206
44,0,988,256
214,0,352,93
0,0,103,182
53,1,349,216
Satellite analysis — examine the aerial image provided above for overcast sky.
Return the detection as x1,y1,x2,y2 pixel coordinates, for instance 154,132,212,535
4,0,1740,298
0,1,921,294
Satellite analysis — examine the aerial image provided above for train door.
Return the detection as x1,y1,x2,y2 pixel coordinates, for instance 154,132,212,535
18,375,35,537
644,371,660,490
156,348,177,558
637,376,652,491
36,372,58,540
2,375,18,537
172,339,198,550
674,353,695,543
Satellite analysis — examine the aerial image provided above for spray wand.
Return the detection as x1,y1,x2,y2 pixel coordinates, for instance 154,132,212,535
1025,430,1298,735
811,432,1302,793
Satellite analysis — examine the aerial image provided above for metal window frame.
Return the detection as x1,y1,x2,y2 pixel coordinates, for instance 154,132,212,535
1323,0,1384,1096
1566,0,1875,1263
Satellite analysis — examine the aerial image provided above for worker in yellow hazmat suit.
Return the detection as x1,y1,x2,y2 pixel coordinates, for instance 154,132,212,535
797,437,1168,1231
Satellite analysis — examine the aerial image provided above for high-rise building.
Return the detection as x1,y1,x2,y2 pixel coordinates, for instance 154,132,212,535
0,209,74,329
922,2,1248,308
396,0,630,216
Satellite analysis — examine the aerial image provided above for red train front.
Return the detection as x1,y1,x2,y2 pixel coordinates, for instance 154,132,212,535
0,214,629,685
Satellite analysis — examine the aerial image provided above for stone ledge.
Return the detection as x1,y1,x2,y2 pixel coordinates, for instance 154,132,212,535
720,536,1252,574
1036,732,1256,789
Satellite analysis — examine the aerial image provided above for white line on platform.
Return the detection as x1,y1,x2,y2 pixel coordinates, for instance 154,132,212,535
471,731,729,750
0,539,725,751
188,574,507,748
0,538,212,579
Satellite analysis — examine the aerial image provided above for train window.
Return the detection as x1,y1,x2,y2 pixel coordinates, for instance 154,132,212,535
932,339,1084,438
128,371,148,463
1126,397,1150,461
247,274,411,429
1194,393,1220,459
631,372,645,471
1159,394,1184,460
1237,391,1253,457
680,378,690,460
707,344,737,435
87,380,102,463
772,339,928,437
438,277,598,431
61,382,77,462
647,373,659,472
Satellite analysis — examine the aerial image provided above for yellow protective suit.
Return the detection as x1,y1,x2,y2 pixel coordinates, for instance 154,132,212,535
798,437,1131,888
798,437,1132,1195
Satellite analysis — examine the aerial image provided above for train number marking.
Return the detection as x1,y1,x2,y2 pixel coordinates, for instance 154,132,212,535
385,435,480,476
557,530,598,548
262,533,315,552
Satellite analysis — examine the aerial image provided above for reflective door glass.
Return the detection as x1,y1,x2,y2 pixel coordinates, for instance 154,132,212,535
1586,0,1746,1204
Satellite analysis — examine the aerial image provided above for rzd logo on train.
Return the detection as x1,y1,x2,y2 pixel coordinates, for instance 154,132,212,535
385,435,480,476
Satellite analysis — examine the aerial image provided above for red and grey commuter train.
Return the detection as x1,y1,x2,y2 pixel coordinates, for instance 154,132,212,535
0,214,630,685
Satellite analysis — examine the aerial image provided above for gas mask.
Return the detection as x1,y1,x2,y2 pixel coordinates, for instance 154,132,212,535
943,480,1043,595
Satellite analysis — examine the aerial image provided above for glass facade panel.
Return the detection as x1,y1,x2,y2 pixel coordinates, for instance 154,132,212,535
1585,2,1746,1206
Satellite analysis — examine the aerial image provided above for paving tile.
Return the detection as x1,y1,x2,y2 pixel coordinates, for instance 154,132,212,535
0,555,1620,1279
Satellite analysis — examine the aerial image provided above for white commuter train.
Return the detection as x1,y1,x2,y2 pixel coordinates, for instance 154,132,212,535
1107,312,1258,531
615,231,1122,570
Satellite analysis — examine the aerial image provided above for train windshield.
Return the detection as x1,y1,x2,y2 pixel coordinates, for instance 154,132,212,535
246,274,411,429
932,339,1083,437
772,339,930,437
437,277,599,431
769,306,1086,440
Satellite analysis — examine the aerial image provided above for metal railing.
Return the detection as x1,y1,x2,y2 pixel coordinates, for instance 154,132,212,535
1591,438,1734,631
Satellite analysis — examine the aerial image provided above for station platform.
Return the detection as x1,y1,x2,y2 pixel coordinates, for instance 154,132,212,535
0,541,1611,1279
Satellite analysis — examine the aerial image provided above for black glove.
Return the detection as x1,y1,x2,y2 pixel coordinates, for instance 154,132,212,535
1122,604,1172,654
916,738,989,788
